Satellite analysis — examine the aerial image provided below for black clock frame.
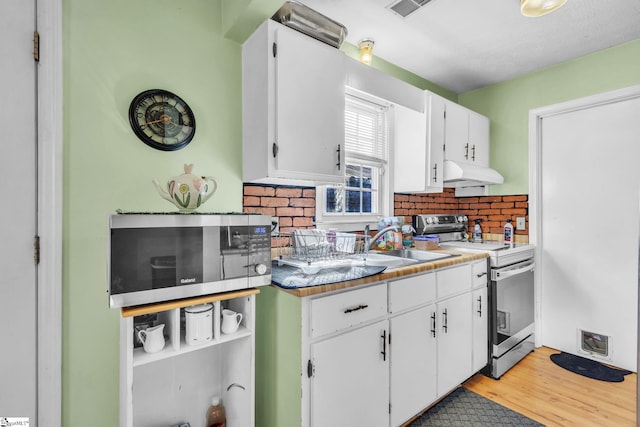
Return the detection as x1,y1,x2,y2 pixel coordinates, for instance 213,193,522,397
128,89,196,152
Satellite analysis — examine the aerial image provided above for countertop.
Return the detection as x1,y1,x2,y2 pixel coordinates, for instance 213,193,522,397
273,249,489,298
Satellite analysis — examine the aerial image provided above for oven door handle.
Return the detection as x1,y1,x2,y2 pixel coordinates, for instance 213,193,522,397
494,261,535,281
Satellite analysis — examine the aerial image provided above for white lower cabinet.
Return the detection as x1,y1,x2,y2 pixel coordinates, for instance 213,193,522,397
119,290,258,427
472,286,489,373
435,292,472,397
310,320,389,427
255,259,488,427
390,304,437,426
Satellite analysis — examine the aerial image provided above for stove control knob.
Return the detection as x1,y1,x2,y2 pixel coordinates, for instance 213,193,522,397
459,215,468,223
255,263,268,275
426,217,433,224
432,217,439,224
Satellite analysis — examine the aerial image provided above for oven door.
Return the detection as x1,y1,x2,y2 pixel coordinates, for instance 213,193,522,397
490,259,535,359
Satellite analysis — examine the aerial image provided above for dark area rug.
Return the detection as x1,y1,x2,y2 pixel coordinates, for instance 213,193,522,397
550,351,632,382
411,387,544,427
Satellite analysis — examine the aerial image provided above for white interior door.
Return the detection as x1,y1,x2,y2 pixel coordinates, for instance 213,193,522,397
537,91,640,371
0,0,38,421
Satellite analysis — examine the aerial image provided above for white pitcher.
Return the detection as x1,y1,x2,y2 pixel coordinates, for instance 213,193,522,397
221,309,243,334
137,323,165,353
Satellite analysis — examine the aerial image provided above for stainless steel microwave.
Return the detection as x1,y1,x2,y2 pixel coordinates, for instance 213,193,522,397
108,213,272,308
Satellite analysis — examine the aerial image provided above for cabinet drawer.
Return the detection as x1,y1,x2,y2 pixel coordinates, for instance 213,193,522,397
310,284,387,338
436,264,471,299
389,273,436,313
472,260,488,288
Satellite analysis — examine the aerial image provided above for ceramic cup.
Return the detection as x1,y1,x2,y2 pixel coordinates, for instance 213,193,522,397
221,309,243,334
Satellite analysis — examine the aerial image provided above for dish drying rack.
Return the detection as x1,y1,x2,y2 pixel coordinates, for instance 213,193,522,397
273,229,369,274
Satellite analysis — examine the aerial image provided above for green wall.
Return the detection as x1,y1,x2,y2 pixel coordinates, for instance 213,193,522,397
458,40,640,195
340,42,457,101
63,0,243,425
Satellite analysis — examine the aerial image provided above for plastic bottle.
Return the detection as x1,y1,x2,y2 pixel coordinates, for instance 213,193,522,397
503,219,514,248
206,396,226,427
473,219,483,243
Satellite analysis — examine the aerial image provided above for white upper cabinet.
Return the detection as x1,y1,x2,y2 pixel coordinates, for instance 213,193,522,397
242,20,346,184
444,100,490,167
393,103,427,193
393,92,444,194
468,110,490,167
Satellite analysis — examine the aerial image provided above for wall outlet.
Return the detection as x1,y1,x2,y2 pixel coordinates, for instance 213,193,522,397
516,217,526,230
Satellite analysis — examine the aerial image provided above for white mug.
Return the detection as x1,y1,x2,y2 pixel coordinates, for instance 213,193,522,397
221,309,243,334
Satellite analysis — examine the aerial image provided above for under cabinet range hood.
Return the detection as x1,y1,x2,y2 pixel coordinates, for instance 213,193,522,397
442,160,504,188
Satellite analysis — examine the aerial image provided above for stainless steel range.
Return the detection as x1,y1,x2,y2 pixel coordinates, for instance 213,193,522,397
413,214,536,379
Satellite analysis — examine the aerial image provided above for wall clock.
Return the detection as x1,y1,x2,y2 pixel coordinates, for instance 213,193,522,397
128,89,196,151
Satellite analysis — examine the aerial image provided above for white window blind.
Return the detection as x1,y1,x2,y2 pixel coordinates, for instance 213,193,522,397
344,95,389,163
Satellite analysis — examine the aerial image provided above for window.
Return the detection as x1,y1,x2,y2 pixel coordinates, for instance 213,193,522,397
316,91,392,230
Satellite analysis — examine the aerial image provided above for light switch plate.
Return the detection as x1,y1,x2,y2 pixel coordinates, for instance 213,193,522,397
516,217,526,230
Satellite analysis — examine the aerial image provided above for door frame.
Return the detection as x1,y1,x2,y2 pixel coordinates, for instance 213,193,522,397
528,84,640,349
37,0,63,425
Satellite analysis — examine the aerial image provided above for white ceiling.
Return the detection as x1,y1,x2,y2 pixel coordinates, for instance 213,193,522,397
297,0,640,93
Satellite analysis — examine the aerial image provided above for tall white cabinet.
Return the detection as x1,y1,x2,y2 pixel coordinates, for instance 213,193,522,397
119,289,259,427
242,19,346,184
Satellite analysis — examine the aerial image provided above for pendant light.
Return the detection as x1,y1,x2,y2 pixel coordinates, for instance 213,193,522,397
521,0,567,17
358,39,375,65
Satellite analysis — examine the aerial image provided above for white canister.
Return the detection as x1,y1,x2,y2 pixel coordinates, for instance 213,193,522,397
184,303,213,346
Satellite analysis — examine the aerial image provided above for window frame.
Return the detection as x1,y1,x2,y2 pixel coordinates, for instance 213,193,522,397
315,89,395,232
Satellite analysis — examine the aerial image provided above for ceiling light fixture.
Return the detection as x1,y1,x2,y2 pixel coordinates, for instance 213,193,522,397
358,39,375,65
521,0,567,17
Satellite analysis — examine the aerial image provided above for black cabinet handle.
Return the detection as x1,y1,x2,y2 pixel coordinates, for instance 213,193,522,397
477,296,483,317
381,330,387,361
344,304,368,314
442,308,448,333
430,312,436,337
336,144,341,170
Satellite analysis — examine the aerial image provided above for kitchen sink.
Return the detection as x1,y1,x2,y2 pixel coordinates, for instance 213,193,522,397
376,249,457,262
359,253,421,268
361,249,458,269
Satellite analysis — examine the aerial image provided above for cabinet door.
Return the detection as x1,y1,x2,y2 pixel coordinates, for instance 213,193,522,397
436,293,472,396
274,25,346,181
472,287,489,373
390,305,437,426
468,111,490,167
427,93,445,192
310,320,389,427
393,104,428,193
443,101,469,164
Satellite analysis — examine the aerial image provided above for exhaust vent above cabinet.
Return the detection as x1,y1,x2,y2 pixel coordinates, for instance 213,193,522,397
388,0,435,18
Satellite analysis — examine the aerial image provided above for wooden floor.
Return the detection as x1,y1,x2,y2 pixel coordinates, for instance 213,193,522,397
463,347,637,426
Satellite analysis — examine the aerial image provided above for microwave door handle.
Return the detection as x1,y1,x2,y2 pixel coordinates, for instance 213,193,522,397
495,262,535,281
221,253,226,280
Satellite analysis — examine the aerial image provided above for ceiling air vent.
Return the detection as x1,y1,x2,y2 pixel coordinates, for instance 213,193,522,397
388,0,434,18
